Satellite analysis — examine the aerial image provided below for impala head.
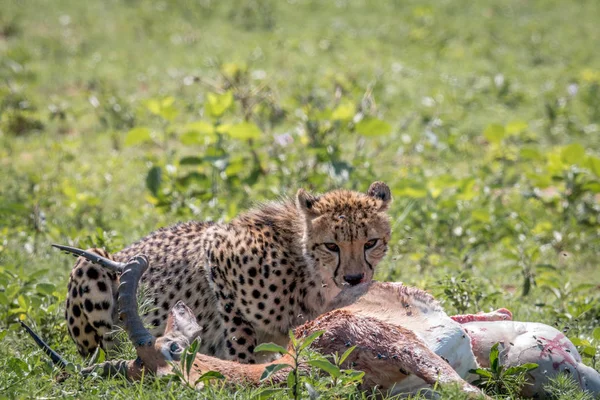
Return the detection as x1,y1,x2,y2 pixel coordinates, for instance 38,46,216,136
50,245,201,374
156,301,202,362
296,181,392,290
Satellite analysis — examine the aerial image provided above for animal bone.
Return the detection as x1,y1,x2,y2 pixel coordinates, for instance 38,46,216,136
23,245,600,398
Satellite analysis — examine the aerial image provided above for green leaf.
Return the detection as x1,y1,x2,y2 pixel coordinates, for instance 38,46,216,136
146,166,162,197
587,156,600,178
195,370,225,384
489,343,500,372
185,121,214,135
259,363,291,381
225,122,262,140
251,388,284,400
582,346,597,357
344,370,365,382
308,359,341,378
36,283,56,296
469,368,493,378
254,343,289,355
519,147,544,161
205,92,234,118
179,156,204,165
124,127,152,146
0,330,8,341
506,121,528,135
287,369,296,390
297,330,325,353
483,124,505,144
561,143,585,165
340,345,357,365
355,117,392,136
593,327,600,341
331,100,355,121
17,295,28,310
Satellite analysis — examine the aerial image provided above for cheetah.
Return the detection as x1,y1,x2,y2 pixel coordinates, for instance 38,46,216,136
64,182,392,363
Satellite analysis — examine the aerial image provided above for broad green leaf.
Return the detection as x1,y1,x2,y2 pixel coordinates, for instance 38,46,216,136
561,143,585,165
17,295,28,310
251,388,284,400
180,131,203,145
124,127,152,146
195,370,225,384
206,91,234,118
254,342,288,355
344,370,365,382
146,166,162,197
587,156,600,177
489,343,500,372
0,292,8,306
582,346,597,357
469,368,493,378
483,124,505,144
179,156,204,165
297,330,325,353
593,327,600,341
259,363,291,381
225,122,262,140
340,345,357,365
355,117,392,136
519,147,544,161
506,121,528,135
583,181,600,193
185,121,214,135
331,100,355,121
36,283,56,296
0,330,8,341
308,359,341,378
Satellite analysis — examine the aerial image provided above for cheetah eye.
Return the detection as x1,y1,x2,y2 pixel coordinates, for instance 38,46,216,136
324,243,340,252
169,342,182,354
364,239,378,250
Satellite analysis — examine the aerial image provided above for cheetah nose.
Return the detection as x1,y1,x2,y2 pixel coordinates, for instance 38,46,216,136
343,273,364,286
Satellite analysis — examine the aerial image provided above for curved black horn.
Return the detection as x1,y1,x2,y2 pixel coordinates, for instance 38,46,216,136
20,321,69,369
117,255,155,348
51,244,125,273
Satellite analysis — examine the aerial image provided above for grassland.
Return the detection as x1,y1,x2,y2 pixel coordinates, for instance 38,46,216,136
1,0,599,398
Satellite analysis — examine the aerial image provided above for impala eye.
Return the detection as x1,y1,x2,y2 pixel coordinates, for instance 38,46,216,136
170,342,182,353
324,243,340,252
364,239,378,250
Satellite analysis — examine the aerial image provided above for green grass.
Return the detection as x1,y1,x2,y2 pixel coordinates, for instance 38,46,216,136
1,0,599,398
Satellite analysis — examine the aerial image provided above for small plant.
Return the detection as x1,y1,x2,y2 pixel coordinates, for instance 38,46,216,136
168,339,225,389
543,373,595,400
254,330,364,399
470,342,538,397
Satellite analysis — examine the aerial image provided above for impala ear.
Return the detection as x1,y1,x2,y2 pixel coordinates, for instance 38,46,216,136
296,189,320,220
165,301,202,342
367,181,392,211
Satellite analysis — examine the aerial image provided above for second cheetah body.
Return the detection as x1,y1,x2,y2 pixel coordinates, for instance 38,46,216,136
65,182,392,363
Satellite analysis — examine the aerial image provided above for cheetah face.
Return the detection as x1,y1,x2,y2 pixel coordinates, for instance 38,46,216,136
297,182,392,290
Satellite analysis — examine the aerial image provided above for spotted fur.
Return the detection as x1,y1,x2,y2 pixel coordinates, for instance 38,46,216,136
65,182,392,363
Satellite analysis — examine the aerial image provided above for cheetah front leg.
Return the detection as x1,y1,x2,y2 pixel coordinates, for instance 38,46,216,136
221,309,259,363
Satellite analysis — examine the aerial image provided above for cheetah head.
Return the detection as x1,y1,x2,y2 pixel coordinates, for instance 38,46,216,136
296,181,392,291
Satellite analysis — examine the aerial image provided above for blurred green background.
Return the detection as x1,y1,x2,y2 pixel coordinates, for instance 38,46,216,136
0,0,599,398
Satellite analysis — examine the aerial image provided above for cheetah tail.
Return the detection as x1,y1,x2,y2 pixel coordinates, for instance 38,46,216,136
20,321,69,369
51,244,125,273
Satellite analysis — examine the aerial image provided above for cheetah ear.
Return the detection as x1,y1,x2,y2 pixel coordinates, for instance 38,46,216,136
296,189,321,220
367,181,392,211
165,301,202,342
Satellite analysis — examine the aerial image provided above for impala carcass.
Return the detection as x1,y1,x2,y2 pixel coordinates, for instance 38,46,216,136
23,247,600,398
